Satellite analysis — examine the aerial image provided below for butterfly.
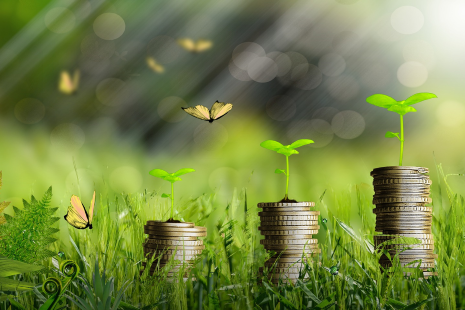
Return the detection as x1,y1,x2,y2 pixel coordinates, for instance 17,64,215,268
177,38,213,53
182,101,233,123
64,191,96,229
146,57,165,73
59,70,80,95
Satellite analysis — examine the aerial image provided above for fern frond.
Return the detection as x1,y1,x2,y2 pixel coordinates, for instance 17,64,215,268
13,206,22,216
49,217,61,225
3,213,13,223
42,187,52,206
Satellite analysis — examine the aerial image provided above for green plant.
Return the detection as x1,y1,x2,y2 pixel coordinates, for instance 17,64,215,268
149,168,195,220
0,171,11,226
260,139,314,201
0,186,59,265
366,93,437,165
0,255,42,291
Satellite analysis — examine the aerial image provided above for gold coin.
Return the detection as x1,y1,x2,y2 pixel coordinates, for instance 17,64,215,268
144,249,203,255
261,273,305,279
260,215,319,221
264,234,314,239
371,166,429,174
268,248,321,255
375,221,432,225
145,229,207,237
146,235,199,241
261,207,311,212
266,257,313,263
260,229,319,235
144,225,206,232
260,239,318,245
144,239,203,246
376,244,434,250
375,213,432,218
378,229,432,234
375,240,434,246
270,250,321,257
373,206,432,213
374,233,433,239
374,189,431,195
264,261,309,268
259,225,320,231
258,202,315,208
373,178,432,185
263,244,320,251
402,271,437,277
143,243,205,250
260,220,319,226
146,221,195,228
144,253,200,261
258,211,320,216
373,197,432,204
259,266,305,274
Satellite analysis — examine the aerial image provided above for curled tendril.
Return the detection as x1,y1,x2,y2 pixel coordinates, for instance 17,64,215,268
60,260,79,278
42,277,62,295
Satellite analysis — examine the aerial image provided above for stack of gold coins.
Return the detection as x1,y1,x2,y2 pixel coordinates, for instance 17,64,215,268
141,221,206,277
257,202,321,284
371,166,437,277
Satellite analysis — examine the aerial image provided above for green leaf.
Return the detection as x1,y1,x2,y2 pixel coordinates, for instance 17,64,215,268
385,132,400,139
7,297,26,310
260,140,284,151
289,139,314,149
403,297,434,310
404,92,437,105
149,169,170,179
161,193,171,198
0,277,36,291
275,169,286,175
387,105,417,116
366,94,397,108
172,168,195,177
163,175,182,183
276,148,299,156
386,298,407,309
0,256,43,277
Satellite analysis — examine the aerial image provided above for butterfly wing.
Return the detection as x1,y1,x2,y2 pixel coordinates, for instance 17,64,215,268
59,71,74,95
177,38,196,52
210,101,233,120
146,57,165,73
64,195,90,229
89,191,96,224
194,40,213,53
182,105,211,121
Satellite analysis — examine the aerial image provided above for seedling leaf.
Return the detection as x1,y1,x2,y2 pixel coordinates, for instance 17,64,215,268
275,169,286,175
289,139,314,149
260,140,284,151
173,168,195,177
161,193,171,198
404,92,437,105
366,94,397,108
149,169,169,179
385,131,400,139
277,148,299,156
387,105,416,116
163,175,182,183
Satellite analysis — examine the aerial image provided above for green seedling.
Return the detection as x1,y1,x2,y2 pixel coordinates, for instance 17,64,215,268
366,92,437,166
149,168,195,221
260,139,314,202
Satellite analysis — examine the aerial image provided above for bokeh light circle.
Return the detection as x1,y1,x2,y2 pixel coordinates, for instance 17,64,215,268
294,64,323,90
267,51,292,76
402,40,435,69
287,119,334,148
44,7,76,34
232,42,266,70
96,78,125,106
397,61,428,87
93,13,125,40
437,101,465,128
331,110,365,139
110,166,142,193
360,63,391,89
50,123,85,151
266,96,296,121
391,6,424,35
157,96,187,122
193,123,228,151
15,98,45,124
229,59,251,81
247,57,278,83
313,107,339,122
319,53,346,77
80,34,115,61
326,75,360,101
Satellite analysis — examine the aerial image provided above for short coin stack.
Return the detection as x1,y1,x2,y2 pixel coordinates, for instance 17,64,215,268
141,221,206,277
371,166,437,277
258,201,321,284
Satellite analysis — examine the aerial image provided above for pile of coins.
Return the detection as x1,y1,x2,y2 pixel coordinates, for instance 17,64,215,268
141,221,206,277
258,202,321,284
371,166,437,277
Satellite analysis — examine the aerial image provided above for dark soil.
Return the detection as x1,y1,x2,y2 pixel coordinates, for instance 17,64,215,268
278,197,298,203
165,218,182,223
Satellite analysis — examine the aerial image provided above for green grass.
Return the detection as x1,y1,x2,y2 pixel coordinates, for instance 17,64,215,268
0,162,464,310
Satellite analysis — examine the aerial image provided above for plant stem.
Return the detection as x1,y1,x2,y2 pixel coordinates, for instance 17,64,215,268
399,114,404,166
285,155,289,199
171,182,174,220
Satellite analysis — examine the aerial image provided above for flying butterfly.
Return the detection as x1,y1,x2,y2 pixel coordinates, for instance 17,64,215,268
146,57,165,73
64,191,96,229
59,70,80,95
177,38,213,53
182,101,233,123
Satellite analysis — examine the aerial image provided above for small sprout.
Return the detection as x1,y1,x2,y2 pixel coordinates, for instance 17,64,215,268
329,261,340,276
260,139,314,201
322,218,328,224
149,168,195,220
366,92,437,165
57,251,65,259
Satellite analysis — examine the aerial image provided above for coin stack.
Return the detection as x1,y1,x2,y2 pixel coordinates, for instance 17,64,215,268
141,221,206,277
258,202,321,284
371,166,437,277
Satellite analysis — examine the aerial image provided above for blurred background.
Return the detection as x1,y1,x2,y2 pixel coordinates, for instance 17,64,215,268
0,0,464,224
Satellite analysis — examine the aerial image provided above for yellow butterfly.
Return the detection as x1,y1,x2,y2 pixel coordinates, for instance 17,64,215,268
177,38,213,53
59,70,79,95
146,57,165,73
182,101,233,123
64,191,96,229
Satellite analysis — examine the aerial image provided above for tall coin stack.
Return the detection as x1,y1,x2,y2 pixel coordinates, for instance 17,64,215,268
141,221,206,277
371,166,437,277
258,202,321,284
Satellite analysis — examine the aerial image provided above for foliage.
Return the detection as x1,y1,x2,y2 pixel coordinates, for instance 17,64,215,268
0,171,11,226
0,186,59,265
149,168,195,220
366,93,437,165
0,255,42,291
260,139,314,201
